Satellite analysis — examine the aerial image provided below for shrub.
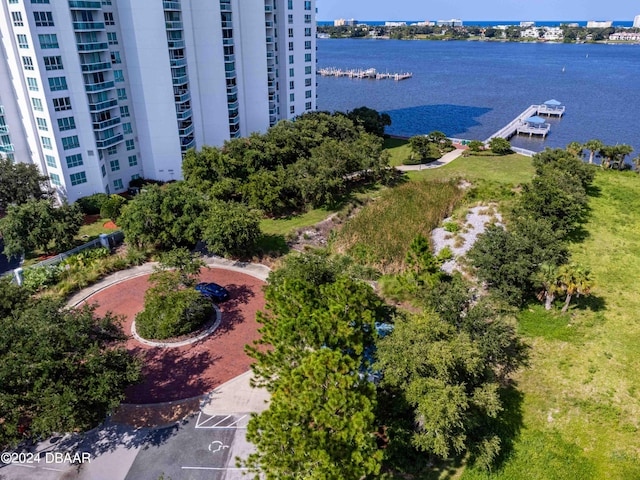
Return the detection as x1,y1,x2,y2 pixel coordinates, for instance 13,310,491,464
135,288,213,340
488,137,512,155
75,193,109,215
99,195,127,222
443,221,460,233
468,140,485,152
22,265,61,292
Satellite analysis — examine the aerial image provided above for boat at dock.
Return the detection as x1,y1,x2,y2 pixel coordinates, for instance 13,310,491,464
317,67,412,81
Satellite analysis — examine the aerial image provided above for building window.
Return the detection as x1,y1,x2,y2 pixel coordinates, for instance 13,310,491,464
131,173,140,181
289,80,294,89
104,12,114,25
48,76,67,91
107,145,117,155
50,173,61,186
305,27,311,36
110,159,120,171
57,116,75,131
61,135,79,150
288,41,294,51
31,0,51,3
304,14,311,23
65,153,83,168
288,28,294,38
110,51,121,64
305,41,311,50
37,118,48,131
33,11,54,27
101,164,106,177
305,66,312,75
122,122,132,134
290,105,295,114
38,34,59,49
287,0,293,9
305,101,312,110
305,53,312,62
17,34,29,49
305,1,311,10
53,97,71,111
43,55,63,70
27,77,39,91
119,106,130,117
288,14,293,24
22,57,34,70
117,88,127,100
125,139,135,151
305,77,312,86
31,98,43,111
305,90,312,98
289,55,294,64
289,93,295,102
70,172,87,186
289,68,294,77
128,154,137,166
113,178,123,190
45,155,56,167
107,32,118,45
41,136,52,150
11,12,23,27
113,70,124,82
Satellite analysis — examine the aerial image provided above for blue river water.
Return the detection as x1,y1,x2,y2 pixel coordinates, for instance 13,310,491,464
316,39,640,155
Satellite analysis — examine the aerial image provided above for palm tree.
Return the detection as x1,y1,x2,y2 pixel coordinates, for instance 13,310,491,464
633,155,640,172
612,144,634,170
566,142,584,158
558,264,593,313
583,139,604,165
535,263,563,310
598,145,614,169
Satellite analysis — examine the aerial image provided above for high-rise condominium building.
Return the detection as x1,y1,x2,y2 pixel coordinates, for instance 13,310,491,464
0,0,316,202
634,15,640,28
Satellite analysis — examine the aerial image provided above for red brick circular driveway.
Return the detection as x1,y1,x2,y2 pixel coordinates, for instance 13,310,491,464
82,268,265,404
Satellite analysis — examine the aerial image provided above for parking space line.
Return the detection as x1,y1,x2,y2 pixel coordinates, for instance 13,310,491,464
182,467,249,471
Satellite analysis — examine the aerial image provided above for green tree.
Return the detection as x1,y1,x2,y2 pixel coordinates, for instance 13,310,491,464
557,264,593,313
99,194,127,222
347,106,392,137
583,139,604,164
534,263,563,310
376,310,512,466
0,199,83,258
566,141,584,157
201,200,261,257
468,140,485,152
532,148,595,190
245,275,386,478
0,298,141,448
135,250,211,340
0,157,51,214
488,137,512,155
426,130,452,151
244,349,382,480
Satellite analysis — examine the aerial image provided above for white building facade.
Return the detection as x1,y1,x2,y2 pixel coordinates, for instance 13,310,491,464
0,0,316,202
634,15,640,28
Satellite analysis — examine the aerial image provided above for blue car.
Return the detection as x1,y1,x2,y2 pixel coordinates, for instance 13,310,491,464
195,282,230,303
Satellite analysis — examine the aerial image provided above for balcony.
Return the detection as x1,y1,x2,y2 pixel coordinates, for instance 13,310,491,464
227,93,237,103
68,1,101,9
92,117,121,131
225,70,236,79
220,2,231,12
176,108,192,120
227,100,239,110
163,1,181,10
165,21,183,30
181,136,195,150
226,85,238,96
170,57,186,68
167,40,185,49
77,42,108,52
221,21,233,29
95,134,123,149
81,61,111,72
172,75,188,85
265,6,272,12
89,99,118,112
223,38,233,46
224,54,235,63
85,81,114,92
0,143,15,153
0,125,8,134
174,91,190,103
179,124,194,136
73,22,105,31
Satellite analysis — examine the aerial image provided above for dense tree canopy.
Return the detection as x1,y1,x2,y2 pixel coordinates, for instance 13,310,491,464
0,199,83,258
244,270,387,478
0,289,141,447
346,106,392,137
0,157,51,214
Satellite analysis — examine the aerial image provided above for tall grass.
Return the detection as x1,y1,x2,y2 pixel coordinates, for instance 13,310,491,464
333,179,462,273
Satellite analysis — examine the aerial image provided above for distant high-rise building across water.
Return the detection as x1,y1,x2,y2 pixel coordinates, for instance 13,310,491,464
634,15,640,28
0,0,317,202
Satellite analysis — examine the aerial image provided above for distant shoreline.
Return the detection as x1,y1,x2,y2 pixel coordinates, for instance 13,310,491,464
318,37,640,46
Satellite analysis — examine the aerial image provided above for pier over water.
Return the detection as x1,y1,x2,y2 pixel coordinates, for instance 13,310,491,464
318,67,412,81
485,100,565,143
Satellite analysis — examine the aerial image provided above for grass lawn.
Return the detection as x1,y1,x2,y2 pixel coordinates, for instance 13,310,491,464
77,216,116,241
383,137,412,167
461,169,640,479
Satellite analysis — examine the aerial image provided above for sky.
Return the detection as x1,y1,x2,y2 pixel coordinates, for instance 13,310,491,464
316,0,639,22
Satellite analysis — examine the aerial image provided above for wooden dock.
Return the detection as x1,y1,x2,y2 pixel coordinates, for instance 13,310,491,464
318,67,412,81
485,104,563,142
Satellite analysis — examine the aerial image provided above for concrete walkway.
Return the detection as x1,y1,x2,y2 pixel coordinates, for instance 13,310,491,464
395,147,464,172
67,255,270,308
